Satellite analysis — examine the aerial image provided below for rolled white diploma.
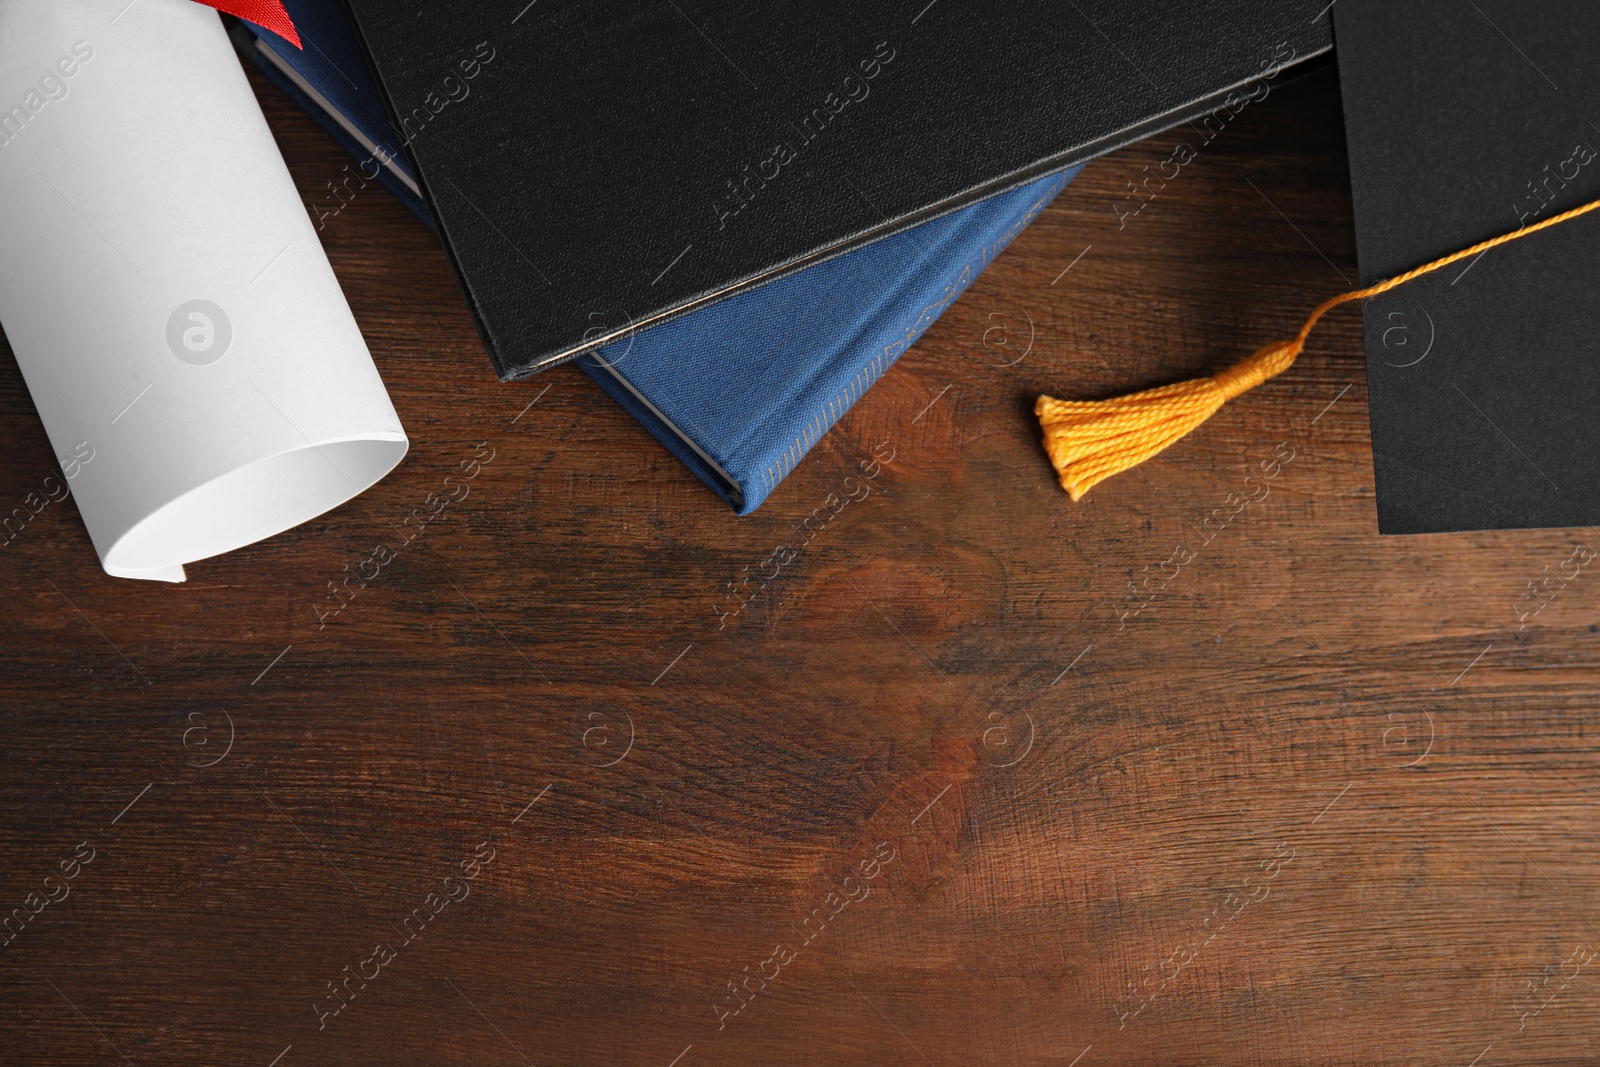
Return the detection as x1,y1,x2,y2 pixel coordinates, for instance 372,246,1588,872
0,0,407,582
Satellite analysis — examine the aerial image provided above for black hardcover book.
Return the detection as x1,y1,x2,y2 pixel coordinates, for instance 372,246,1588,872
1336,0,1600,533
341,0,1331,379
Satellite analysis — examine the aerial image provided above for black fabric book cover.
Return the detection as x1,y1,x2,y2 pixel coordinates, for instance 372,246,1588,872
1336,0,1600,533
342,0,1331,379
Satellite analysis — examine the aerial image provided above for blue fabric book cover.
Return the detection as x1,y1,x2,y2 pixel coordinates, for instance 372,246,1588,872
235,0,1073,514
579,169,1075,513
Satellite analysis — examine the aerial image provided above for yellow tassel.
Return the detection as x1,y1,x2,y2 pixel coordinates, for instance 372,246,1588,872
1035,193,1600,500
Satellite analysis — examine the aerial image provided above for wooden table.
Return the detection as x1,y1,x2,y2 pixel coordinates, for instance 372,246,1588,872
2,61,1597,1067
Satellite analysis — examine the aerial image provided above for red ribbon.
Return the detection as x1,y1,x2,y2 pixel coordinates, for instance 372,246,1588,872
201,0,301,48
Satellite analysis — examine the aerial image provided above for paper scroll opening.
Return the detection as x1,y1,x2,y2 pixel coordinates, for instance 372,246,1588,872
102,434,408,581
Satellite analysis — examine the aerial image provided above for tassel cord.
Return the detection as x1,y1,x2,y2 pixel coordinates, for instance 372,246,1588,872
1036,194,1600,501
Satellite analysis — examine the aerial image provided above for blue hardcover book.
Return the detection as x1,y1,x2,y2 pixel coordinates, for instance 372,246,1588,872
578,169,1074,512
235,1,1073,513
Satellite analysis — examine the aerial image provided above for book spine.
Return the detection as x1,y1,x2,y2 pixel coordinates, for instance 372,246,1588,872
753,173,1070,505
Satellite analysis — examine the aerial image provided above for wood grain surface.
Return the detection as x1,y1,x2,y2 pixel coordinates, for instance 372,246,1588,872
3,60,1598,1067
